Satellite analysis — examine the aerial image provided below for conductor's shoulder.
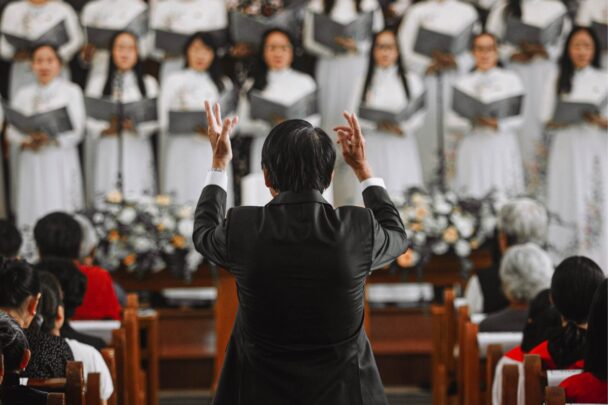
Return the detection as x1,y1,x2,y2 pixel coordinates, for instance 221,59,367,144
334,204,374,225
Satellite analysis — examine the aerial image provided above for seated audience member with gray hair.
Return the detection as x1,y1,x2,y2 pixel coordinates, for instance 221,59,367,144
465,198,549,314
479,243,554,332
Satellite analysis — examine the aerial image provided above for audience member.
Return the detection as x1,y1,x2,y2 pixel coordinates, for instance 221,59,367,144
465,198,549,314
479,243,553,332
34,212,121,320
0,312,47,405
559,278,607,403
0,220,22,259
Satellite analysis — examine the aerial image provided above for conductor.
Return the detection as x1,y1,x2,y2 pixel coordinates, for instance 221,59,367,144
193,102,409,404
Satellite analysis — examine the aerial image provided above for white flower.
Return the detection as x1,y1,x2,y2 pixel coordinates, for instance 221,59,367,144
434,199,452,215
92,212,105,224
186,250,204,271
177,205,194,219
118,207,137,224
481,216,497,235
133,237,153,253
413,232,427,246
452,213,475,238
455,240,472,257
177,219,194,237
432,241,449,255
160,215,176,231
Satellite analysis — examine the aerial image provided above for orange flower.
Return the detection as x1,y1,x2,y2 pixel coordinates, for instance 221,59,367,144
157,223,165,232
411,222,423,232
108,230,120,241
123,254,136,267
443,226,459,244
172,235,186,249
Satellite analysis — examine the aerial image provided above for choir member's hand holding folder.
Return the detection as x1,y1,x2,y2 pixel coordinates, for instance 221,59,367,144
358,92,426,134
85,11,148,49
249,90,318,125
154,29,229,56
230,9,298,49
2,102,73,138
312,12,373,54
550,94,608,126
3,20,69,52
451,87,524,124
168,89,238,135
84,97,158,125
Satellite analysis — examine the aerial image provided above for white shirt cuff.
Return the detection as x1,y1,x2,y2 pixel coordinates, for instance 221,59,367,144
360,177,386,192
205,170,228,192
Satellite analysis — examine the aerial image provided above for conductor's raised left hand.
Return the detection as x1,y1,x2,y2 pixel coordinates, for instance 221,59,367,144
204,101,238,171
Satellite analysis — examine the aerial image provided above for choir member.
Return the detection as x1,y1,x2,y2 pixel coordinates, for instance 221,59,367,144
6,44,85,230
149,0,227,83
576,0,608,68
397,0,479,185
304,0,383,205
528,256,604,370
559,278,608,403
86,31,159,204
354,29,425,196
238,29,318,174
80,0,149,87
449,32,525,198
0,0,83,100
160,32,235,206
486,0,570,190
542,26,608,271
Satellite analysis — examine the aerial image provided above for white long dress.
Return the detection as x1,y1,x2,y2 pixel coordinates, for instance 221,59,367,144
486,0,570,193
576,0,608,69
149,0,227,83
398,0,479,185
0,0,83,100
448,67,526,198
6,77,85,229
354,66,426,197
542,66,608,272
81,0,149,87
160,69,235,207
86,72,159,204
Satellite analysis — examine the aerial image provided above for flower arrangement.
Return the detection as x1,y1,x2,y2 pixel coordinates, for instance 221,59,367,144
396,188,506,272
82,194,203,282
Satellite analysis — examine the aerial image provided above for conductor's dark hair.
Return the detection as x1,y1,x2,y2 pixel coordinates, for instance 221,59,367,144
0,311,29,372
30,43,62,63
584,278,607,380
557,26,601,95
35,271,64,334
0,220,22,259
34,212,82,259
0,259,40,309
503,0,522,20
261,119,336,193
520,289,561,352
362,29,410,103
251,28,295,92
34,258,86,320
102,31,147,98
547,256,604,368
183,31,226,93
324,0,361,13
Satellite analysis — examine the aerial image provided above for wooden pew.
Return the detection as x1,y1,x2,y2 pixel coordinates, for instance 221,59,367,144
101,348,117,405
486,344,504,405
47,393,66,405
111,328,127,405
544,387,565,405
28,361,85,405
431,288,458,405
502,364,520,405
123,307,146,405
523,354,545,405
85,372,101,405
0,352,4,385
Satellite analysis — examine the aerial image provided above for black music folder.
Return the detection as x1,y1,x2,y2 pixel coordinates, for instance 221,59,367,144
3,20,69,51
358,93,426,125
504,14,565,46
168,89,237,134
84,97,158,124
413,23,474,57
85,11,148,49
3,103,73,136
249,90,318,124
312,12,373,53
452,87,524,120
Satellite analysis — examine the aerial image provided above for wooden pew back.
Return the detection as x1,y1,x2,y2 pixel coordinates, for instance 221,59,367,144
502,364,520,405
524,354,546,405
85,372,101,405
47,393,66,405
28,361,85,405
544,387,565,405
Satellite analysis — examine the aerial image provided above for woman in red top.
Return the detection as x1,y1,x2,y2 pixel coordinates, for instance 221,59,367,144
33,212,121,320
559,278,608,403
529,256,604,370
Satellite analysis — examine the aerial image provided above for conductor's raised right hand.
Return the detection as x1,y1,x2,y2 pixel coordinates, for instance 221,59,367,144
334,111,373,182
204,100,238,171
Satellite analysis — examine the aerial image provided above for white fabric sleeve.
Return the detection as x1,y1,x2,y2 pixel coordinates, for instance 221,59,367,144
464,274,484,315
205,169,228,191
360,177,386,191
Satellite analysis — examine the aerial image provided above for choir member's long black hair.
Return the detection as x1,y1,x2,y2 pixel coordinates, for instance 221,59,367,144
102,31,147,98
30,43,62,63
548,256,604,369
324,0,361,13
361,29,410,103
584,278,607,380
556,26,601,95
250,28,295,92
182,31,226,93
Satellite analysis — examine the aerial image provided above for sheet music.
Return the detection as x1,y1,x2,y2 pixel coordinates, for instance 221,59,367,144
312,12,373,54
3,20,70,51
168,89,237,134
452,87,524,120
505,14,565,46
249,90,318,124
3,103,73,137
229,10,297,48
358,93,426,125
413,23,474,57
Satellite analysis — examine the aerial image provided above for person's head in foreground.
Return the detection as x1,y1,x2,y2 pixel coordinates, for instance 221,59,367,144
0,259,41,329
499,243,553,306
520,289,561,352
0,220,22,259
539,256,604,368
34,271,66,336
34,212,83,260
261,119,336,196
0,311,30,375
34,258,86,321
583,278,607,379
497,198,548,253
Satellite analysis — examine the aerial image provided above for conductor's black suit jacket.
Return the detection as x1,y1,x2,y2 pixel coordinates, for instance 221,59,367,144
193,184,408,405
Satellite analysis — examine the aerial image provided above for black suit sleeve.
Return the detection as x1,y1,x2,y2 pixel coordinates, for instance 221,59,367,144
363,185,409,271
192,185,231,268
